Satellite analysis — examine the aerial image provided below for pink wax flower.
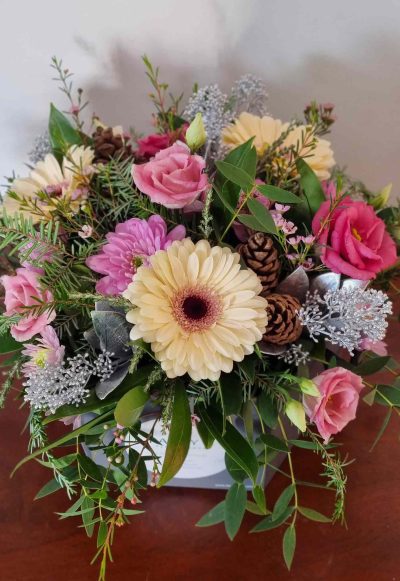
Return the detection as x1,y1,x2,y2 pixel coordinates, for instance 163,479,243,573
303,367,364,443
137,133,171,159
22,325,65,376
312,197,397,280
132,141,209,209
1,268,55,342
86,215,186,295
359,338,388,356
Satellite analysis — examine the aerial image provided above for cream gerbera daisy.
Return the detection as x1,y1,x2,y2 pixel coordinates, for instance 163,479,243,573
222,112,283,156
3,145,94,222
222,112,335,180
123,239,268,381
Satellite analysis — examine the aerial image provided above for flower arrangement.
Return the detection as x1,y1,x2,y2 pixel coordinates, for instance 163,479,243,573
1,56,399,579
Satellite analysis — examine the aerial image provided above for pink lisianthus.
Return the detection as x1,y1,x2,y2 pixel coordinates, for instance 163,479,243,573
86,215,186,295
132,141,209,209
22,325,65,376
136,133,171,159
312,197,397,280
303,367,364,443
1,268,55,342
359,337,388,356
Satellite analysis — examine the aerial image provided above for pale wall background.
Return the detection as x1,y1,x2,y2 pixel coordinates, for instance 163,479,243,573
1,0,399,194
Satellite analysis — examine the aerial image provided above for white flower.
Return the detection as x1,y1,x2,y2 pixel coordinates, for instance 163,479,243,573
3,145,94,222
123,239,268,381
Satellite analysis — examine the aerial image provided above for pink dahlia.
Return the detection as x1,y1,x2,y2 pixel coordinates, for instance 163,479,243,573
22,325,65,376
86,215,186,295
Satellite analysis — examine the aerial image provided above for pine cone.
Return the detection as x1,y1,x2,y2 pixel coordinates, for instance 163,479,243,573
92,127,134,164
263,293,302,345
238,233,280,296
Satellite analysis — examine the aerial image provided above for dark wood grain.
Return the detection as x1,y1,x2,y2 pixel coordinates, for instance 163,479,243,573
1,300,399,581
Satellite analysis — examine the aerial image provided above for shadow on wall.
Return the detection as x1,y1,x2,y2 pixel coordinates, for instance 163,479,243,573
80,33,400,195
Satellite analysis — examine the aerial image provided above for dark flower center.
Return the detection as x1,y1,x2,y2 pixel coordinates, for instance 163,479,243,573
182,296,208,320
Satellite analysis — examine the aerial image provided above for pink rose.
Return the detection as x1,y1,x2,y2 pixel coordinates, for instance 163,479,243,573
132,141,209,209
136,133,170,159
1,267,55,342
312,197,397,280
303,367,363,443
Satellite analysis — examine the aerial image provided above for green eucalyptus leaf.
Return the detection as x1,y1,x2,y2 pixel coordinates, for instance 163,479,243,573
48,103,82,152
355,356,391,376
223,138,256,177
34,478,63,500
196,418,215,449
250,506,294,532
258,392,278,429
97,521,108,548
376,384,400,407
296,157,325,215
215,160,253,192
298,506,331,523
196,501,225,527
0,332,22,354
196,404,259,483
257,184,301,204
272,484,295,520
247,198,277,234
114,385,148,428
252,485,267,514
82,496,95,538
219,373,243,418
224,482,247,540
283,525,296,570
260,433,289,453
225,453,247,483
157,382,192,487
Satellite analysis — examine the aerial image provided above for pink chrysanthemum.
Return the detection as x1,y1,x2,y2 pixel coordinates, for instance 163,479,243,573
22,325,65,376
86,215,186,295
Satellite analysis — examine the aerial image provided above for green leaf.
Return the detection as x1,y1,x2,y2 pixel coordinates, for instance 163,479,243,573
370,407,392,451
213,181,238,215
97,521,108,548
283,525,296,570
251,506,294,532
219,373,243,418
196,501,225,527
157,382,192,487
272,484,295,520
223,138,256,177
288,439,323,450
114,385,148,427
196,418,215,449
237,214,270,233
252,485,267,514
296,157,325,215
77,454,103,483
225,453,247,483
196,404,259,483
246,500,267,516
224,482,247,540
258,392,278,429
247,198,277,234
82,496,95,538
12,410,113,476
257,184,301,204
34,478,63,500
376,384,400,407
48,103,82,152
0,332,22,354
215,160,253,192
260,433,289,453
298,506,331,523
355,356,391,376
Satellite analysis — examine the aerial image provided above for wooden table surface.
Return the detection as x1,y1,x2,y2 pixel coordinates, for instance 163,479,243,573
1,299,399,581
